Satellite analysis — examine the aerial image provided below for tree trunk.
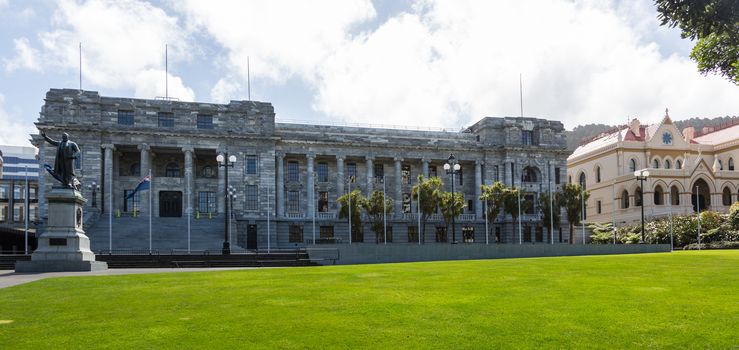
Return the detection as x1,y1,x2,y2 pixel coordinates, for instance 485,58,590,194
569,223,574,244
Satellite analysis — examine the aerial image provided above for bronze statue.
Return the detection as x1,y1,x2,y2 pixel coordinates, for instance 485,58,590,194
42,132,81,189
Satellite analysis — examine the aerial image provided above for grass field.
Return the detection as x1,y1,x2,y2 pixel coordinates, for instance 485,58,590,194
0,251,737,349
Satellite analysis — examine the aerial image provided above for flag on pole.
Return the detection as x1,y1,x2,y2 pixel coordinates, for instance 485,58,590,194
126,175,151,199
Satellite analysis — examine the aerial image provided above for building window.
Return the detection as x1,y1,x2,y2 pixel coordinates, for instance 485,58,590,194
318,191,328,212
555,168,560,184
408,226,418,242
579,172,586,190
523,226,532,242
347,163,357,180
201,166,214,178
676,160,682,169
522,166,538,183
0,184,8,199
723,187,732,206
0,204,7,223
320,226,334,239
289,225,303,243
524,194,535,214
287,161,299,182
245,185,258,211
670,186,680,205
463,226,474,243
467,199,474,213
665,159,671,169
317,162,329,182
74,152,82,170
430,165,437,178
198,191,216,213
522,130,533,145
629,159,637,172
123,189,140,212
245,155,258,175
718,159,723,170
595,166,601,183
535,227,544,242
635,187,643,207
374,163,384,182
653,159,660,169
597,200,602,214
165,162,181,177
117,110,134,125
197,115,213,129
729,158,735,171
287,191,300,213
495,226,501,243
435,226,447,242
158,112,174,127
13,184,25,200
29,186,38,200
402,193,411,213
493,165,499,182
654,186,664,205
130,163,141,177
13,205,24,223
457,167,463,186
621,190,630,209
401,164,411,185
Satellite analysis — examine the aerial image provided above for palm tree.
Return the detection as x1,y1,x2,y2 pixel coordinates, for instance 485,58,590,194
363,190,394,243
480,181,506,239
538,191,561,243
337,189,367,242
411,175,443,243
560,183,590,244
439,191,465,242
502,186,531,243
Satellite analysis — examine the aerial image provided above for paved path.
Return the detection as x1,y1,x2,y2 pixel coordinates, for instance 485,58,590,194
0,267,259,289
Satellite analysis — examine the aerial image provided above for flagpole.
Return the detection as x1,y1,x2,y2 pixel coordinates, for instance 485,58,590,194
109,159,112,252
149,168,152,252
484,189,488,245
24,164,29,255
518,188,522,244
383,177,386,245
417,179,421,245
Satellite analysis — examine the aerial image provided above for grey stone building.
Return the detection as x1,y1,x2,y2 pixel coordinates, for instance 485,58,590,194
32,89,569,252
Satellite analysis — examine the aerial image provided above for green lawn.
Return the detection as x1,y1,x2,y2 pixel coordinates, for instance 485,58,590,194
0,251,737,349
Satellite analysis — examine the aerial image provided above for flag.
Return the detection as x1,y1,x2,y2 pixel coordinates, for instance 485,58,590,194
126,175,150,199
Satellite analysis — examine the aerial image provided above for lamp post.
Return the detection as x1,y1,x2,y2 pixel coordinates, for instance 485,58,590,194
228,185,237,250
634,169,650,243
88,181,100,208
217,153,237,254
346,175,354,245
443,154,461,243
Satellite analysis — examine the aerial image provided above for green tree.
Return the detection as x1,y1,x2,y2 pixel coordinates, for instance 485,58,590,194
655,0,739,84
337,189,367,242
538,191,562,242
560,183,590,244
501,186,531,243
439,191,466,242
363,190,394,243
411,175,443,243
480,181,506,238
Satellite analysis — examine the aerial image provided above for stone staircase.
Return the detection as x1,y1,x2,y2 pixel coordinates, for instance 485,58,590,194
85,215,227,252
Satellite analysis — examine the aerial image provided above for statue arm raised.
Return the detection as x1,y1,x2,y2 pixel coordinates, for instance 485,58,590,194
41,132,59,146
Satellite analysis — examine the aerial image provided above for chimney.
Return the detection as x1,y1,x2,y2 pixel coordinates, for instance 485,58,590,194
629,118,641,136
682,127,695,142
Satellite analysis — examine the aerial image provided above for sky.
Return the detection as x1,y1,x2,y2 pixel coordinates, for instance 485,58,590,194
0,0,737,147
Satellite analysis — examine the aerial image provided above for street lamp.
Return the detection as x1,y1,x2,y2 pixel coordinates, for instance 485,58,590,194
634,169,650,243
443,154,461,243
217,153,237,254
87,181,100,208
228,185,237,250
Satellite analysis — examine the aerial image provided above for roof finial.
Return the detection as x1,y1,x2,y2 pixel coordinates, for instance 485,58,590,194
665,107,669,118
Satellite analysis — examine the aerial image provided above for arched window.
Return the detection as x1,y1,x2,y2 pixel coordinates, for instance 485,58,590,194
629,159,637,172
729,158,735,171
130,163,140,177
621,190,630,209
718,159,723,170
521,166,538,183
635,187,643,207
676,159,682,169
654,185,664,205
596,166,601,183
165,162,181,177
670,186,680,205
723,187,733,206
579,172,586,190
665,159,671,169
652,158,660,168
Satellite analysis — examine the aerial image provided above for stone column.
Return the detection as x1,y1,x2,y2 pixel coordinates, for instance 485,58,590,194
475,160,483,219
138,143,151,214
306,154,315,218
336,155,345,214
366,156,374,195
504,161,512,187
217,150,225,214
276,152,285,217
183,146,194,216
102,144,115,214
421,158,429,178
394,157,403,215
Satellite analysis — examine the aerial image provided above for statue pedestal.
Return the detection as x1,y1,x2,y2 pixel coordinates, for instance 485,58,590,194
16,188,108,272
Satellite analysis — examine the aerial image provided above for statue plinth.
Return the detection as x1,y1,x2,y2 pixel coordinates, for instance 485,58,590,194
16,187,108,272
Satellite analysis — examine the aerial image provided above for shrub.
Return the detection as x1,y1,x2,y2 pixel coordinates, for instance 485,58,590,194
621,233,641,244
699,211,722,231
683,241,739,250
588,222,615,244
729,202,739,230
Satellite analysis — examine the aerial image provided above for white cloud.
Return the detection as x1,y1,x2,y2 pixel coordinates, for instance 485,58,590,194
0,94,35,146
0,0,8,8
17,0,195,100
179,0,376,86
3,37,41,72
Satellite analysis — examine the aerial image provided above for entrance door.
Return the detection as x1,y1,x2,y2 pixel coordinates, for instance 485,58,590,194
247,224,257,249
159,191,182,217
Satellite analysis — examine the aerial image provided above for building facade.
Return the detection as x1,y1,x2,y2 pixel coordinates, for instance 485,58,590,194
33,89,569,251
567,113,739,227
0,145,39,253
